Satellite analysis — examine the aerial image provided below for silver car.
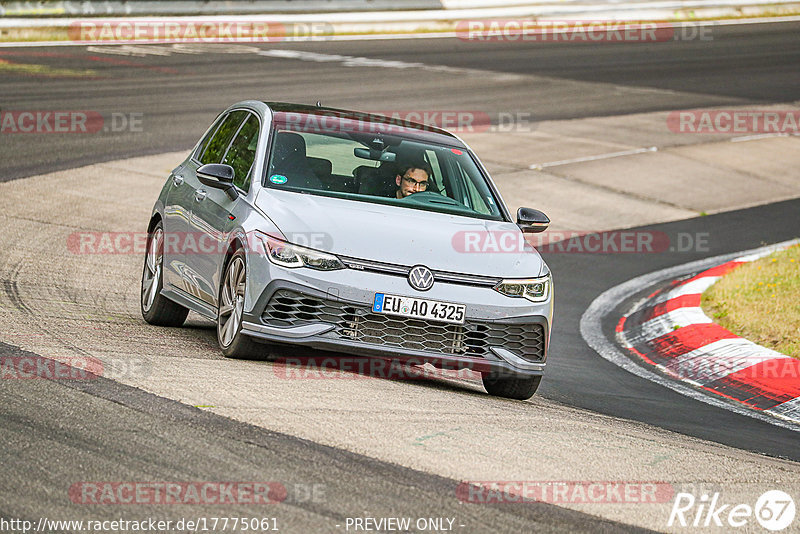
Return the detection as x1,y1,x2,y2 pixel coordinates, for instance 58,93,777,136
141,101,553,399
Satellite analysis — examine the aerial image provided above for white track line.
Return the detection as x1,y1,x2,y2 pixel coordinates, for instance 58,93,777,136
579,237,800,431
731,133,793,142
529,146,657,170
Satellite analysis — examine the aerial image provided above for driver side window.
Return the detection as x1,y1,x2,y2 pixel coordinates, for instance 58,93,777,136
199,110,247,165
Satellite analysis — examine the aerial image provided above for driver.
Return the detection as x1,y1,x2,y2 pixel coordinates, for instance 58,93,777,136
395,162,432,199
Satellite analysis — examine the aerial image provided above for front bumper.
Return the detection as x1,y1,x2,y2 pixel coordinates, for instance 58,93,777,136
241,279,550,377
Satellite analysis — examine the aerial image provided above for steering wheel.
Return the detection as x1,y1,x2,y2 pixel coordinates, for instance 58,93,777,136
402,191,462,206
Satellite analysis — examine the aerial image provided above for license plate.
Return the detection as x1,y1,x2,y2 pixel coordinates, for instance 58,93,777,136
372,293,466,325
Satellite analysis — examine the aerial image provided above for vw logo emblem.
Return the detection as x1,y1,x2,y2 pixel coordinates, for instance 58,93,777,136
408,265,434,291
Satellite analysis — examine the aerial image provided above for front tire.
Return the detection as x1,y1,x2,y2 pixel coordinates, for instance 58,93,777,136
217,249,265,359
482,373,541,400
141,222,189,327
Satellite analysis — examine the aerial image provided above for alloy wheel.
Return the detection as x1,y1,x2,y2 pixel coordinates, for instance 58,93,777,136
218,256,246,347
141,228,163,313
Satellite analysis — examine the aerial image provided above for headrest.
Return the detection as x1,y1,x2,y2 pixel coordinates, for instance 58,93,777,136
272,132,307,165
307,157,332,177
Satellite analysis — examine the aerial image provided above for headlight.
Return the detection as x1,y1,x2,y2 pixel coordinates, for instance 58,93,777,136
257,233,344,271
493,274,550,302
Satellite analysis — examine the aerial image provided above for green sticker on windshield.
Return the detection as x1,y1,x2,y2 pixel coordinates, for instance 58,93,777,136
269,174,288,185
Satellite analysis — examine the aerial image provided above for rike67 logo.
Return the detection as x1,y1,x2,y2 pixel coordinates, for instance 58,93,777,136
668,490,795,531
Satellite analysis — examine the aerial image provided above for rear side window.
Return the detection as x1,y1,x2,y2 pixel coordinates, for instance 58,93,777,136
199,110,247,165
222,113,260,192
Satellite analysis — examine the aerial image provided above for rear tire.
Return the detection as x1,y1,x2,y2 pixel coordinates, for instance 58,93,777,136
218,249,271,359
482,374,541,400
141,222,189,327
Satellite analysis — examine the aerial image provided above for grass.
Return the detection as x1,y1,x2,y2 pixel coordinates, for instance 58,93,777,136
702,245,800,359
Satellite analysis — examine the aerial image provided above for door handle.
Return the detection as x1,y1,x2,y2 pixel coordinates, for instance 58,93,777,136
194,189,207,202
172,174,184,187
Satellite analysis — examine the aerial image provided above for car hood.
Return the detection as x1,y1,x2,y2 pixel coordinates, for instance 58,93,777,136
254,189,545,278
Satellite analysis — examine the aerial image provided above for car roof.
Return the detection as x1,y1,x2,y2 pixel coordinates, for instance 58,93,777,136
261,101,467,148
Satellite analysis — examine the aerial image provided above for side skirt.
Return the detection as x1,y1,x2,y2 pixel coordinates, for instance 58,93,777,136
160,287,218,321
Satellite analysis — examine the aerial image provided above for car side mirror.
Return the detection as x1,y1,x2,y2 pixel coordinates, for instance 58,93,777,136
517,207,550,233
197,164,238,200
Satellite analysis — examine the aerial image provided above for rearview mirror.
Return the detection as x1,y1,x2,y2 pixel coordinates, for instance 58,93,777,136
354,147,396,162
197,164,238,200
517,207,550,233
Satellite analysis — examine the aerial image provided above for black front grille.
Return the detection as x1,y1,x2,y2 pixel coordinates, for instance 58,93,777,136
262,290,545,362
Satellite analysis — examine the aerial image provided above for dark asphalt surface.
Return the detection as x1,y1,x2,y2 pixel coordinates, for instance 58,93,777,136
0,343,642,533
1,21,799,180
0,22,799,530
541,198,800,461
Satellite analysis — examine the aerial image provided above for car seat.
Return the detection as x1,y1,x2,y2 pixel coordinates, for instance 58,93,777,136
269,132,323,189
355,161,398,197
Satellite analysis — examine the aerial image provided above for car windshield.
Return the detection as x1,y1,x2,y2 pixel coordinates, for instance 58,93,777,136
262,115,505,221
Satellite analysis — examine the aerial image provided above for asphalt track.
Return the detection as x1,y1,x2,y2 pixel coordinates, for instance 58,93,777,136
1,21,799,531
1,341,640,533
2,21,799,180
545,198,800,459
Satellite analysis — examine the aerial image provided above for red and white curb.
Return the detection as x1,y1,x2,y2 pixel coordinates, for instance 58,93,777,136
581,238,800,430
618,248,800,425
